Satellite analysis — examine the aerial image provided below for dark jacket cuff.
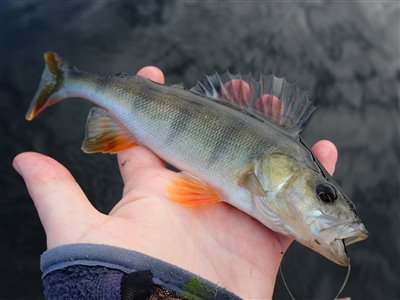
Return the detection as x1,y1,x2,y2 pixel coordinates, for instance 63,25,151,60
41,243,241,299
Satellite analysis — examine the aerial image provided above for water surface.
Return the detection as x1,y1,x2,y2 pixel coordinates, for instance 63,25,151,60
1,1,399,299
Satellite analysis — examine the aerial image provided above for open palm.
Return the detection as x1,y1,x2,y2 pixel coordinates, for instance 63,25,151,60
14,67,338,299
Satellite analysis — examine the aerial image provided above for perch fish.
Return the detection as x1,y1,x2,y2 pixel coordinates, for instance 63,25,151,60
26,52,368,266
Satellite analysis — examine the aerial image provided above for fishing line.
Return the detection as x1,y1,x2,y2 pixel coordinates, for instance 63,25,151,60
279,262,295,300
335,260,351,300
279,254,352,300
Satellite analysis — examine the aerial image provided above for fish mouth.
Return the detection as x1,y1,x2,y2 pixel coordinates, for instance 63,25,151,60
318,218,368,244
335,221,368,245
316,221,368,266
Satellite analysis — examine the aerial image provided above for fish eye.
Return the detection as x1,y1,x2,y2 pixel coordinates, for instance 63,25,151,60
316,183,337,203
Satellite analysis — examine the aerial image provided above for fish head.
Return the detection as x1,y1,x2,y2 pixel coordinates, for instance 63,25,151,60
253,153,368,266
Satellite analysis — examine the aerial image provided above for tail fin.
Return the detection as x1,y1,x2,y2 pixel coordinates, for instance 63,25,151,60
26,51,78,120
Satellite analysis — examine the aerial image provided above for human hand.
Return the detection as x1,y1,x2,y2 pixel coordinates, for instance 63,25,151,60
13,67,338,299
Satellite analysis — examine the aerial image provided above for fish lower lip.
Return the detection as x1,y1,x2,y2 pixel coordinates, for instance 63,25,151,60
330,239,350,266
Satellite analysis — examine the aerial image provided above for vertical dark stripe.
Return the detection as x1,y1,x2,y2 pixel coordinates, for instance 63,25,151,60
129,86,161,120
165,101,201,146
92,74,113,93
207,120,247,166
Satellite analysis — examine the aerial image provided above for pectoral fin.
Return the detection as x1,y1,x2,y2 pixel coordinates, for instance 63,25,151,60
166,174,220,206
82,107,137,153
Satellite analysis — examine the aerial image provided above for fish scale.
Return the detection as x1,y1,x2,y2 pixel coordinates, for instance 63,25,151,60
100,78,265,177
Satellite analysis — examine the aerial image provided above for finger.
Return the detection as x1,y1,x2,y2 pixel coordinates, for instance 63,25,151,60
117,146,165,185
311,140,338,175
137,66,165,84
13,152,100,248
275,233,293,253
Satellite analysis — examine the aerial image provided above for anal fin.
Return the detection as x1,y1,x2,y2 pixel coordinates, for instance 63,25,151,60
82,107,137,154
166,174,220,206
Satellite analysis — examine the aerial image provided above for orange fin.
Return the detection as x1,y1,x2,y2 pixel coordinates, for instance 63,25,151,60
166,174,220,206
82,107,137,154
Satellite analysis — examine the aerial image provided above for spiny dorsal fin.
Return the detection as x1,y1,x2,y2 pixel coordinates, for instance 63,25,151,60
82,107,137,153
190,72,317,136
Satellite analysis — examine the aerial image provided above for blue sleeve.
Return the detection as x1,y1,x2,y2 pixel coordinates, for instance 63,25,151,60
41,243,241,300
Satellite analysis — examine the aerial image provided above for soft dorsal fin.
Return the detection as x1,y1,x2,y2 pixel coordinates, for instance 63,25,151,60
190,72,317,136
82,107,137,153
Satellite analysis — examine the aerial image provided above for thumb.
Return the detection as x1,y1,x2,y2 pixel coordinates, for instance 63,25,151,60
311,140,338,176
13,152,101,248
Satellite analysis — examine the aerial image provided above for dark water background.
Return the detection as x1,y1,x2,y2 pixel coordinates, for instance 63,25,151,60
1,1,399,299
